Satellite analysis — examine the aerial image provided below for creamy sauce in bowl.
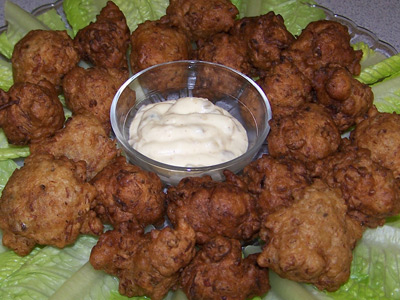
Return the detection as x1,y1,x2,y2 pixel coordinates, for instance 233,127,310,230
128,97,248,167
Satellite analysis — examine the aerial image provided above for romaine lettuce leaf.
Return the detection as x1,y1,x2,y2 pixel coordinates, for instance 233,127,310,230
356,52,400,85
0,0,49,59
0,158,17,197
0,58,13,92
371,71,400,113
63,0,170,36
352,42,389,70
0,235,98,299
238,0,325,36
0,129,30,162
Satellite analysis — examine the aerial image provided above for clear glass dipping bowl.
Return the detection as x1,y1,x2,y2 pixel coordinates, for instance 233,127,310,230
110,60,272,185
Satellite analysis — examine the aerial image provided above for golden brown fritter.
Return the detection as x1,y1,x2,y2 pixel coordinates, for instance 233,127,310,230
242,154,312,216
91,156,165,227
0,153,102,256
130,20,192,73
74,1,130,69
256,59,313,118
0,81,65,145
62,66,129,134
350,108,400,179
90,220,196,300
267,103,341,164
29,112,120,180
12,30,80,92
257,180,363,292
163,0,238,41
196,33,253,76
166,172,260,244
313,140,400,228
180,236,270,300
230,12,295,72
283,20,362,80
312,66,374,132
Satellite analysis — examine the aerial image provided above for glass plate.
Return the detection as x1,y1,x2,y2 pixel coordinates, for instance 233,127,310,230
0,1,397,58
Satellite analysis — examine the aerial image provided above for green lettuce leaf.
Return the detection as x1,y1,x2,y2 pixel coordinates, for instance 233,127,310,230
326,220,400,300
0,58,13,92
0,159,18,197
0,129,30,162
356,52,400,85
0,235,98,299
0,0,49,59
63,0,170,36
352,42,389,70
371,71,400,113
238,0,325,36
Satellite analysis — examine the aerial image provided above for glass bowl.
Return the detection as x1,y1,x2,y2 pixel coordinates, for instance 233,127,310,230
110,60,272,185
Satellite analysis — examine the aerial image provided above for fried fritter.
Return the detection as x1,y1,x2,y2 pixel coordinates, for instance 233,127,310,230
180,236,270,300
242,154,312,216
90,220,196,300
62,66,129,134
91,156,165,227
74,1,130,69
313,140,400,227
0,153,102,256
267,103,341,164
230,12,295,72
350,108,400,179
29,112,120,180
12,30,80,92
196,33,253,76
163,0,238,41
256,59,312,118
257,180,363,292
166,172,260,244
0,81,65,145
130,20,192,73
312,66,374,132
283,20,362,80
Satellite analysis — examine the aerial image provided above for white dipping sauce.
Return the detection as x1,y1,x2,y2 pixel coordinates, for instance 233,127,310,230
128,97,248,167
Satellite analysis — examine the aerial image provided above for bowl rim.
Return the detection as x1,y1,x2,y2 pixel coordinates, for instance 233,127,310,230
110,59,272,173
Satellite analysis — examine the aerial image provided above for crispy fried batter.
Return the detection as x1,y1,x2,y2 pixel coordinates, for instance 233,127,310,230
29,112,120,180
180,236,270,300
90,220,196,300
12,30,79,92
256,59,312,118
163,0,238,41
91,156,165,227
313,140,400,227
62,66,129,134
242,155,312,216
267,103,341,164
74,1,130,69
312,66,374,132
257,180,363,291
231,12,295,72
283,20,362,80
130,20,192,73
196,33,252,76
350,108,400,179
166,172,260,244
0,81,64,145
0,153,102,256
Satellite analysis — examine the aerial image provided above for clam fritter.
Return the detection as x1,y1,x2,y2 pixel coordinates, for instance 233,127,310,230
257,180,363,291
74,1,130,69
12,30,79,92
0,153,102,256
91,156,165,227
0,81,64,145
180,236,270,300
